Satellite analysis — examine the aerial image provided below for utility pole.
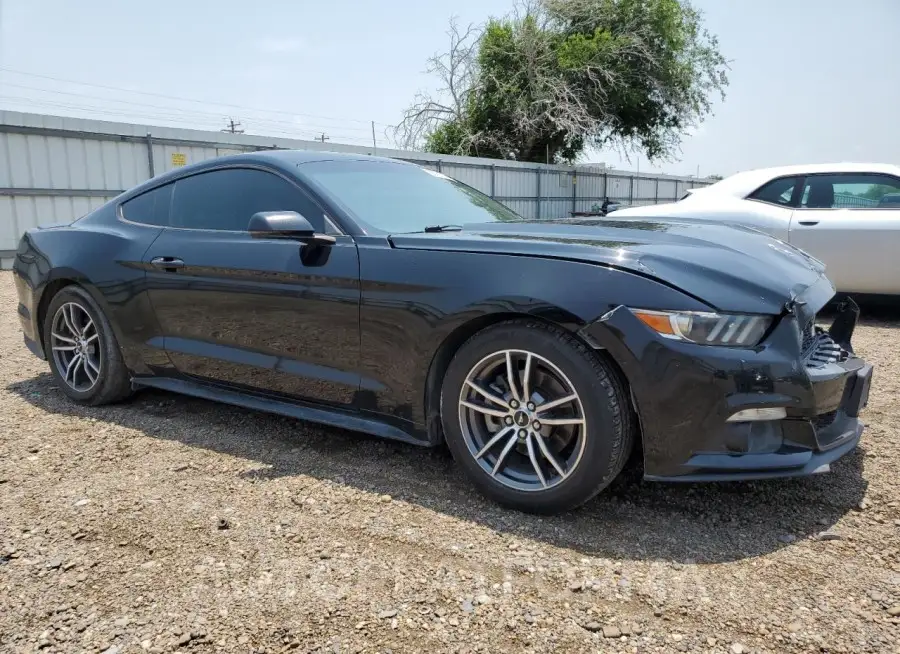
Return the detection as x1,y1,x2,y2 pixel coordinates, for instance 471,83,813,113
318,133,330,144
221,118,244,134
371,121,376,153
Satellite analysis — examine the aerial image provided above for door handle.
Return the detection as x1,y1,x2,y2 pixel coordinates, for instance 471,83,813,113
150,256,185,271
797,220,819,226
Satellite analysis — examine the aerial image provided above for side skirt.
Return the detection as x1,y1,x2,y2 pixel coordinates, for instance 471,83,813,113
131,376,429,447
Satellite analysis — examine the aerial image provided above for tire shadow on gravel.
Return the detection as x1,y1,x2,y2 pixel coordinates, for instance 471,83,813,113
8,373,868,566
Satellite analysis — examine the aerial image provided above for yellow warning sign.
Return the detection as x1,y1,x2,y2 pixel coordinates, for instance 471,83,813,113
171,153,187,167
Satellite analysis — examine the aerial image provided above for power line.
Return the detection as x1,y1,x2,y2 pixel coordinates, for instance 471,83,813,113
0,94,382,146
0,89,384,142
0,81,379,133
0,67,393,128
0,94,230,128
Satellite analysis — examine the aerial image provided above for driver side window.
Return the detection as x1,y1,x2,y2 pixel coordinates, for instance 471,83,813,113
798,174,900,210
171,168,326,231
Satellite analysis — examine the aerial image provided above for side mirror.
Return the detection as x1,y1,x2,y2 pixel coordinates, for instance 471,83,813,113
248,211,336,245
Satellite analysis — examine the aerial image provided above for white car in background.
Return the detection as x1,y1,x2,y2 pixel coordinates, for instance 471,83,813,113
614,163,900,295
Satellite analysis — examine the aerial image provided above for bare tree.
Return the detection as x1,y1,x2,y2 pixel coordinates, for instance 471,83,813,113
390,18,482,152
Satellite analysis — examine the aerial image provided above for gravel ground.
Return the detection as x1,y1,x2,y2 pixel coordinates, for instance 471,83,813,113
1,270,898,654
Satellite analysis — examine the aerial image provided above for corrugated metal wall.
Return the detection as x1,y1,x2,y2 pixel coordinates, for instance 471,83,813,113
0,110,713,259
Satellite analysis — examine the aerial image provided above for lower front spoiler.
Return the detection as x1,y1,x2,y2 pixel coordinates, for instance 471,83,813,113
644,419,863,483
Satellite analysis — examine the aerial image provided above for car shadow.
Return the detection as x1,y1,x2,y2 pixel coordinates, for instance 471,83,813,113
7,373,868,566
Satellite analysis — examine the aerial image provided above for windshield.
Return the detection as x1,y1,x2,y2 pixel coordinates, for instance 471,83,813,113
299,159,523,233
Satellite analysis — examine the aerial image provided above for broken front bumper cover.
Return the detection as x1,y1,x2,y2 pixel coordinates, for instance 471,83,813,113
579,293,872,482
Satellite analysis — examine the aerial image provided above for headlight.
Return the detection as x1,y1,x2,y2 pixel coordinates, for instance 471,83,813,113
630,309,772,347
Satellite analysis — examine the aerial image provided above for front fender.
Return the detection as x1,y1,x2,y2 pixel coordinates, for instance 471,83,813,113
356,242,714,430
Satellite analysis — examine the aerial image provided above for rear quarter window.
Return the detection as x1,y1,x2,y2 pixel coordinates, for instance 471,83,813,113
747,176,801,207
121,184,173,226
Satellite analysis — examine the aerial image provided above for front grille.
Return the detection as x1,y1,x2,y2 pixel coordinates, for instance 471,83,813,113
803,326,849,368
800,320,817,356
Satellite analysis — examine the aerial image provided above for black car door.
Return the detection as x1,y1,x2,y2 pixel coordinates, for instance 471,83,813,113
141,166,361,409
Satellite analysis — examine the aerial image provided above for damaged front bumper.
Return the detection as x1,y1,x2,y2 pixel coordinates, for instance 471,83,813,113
578,278,872,481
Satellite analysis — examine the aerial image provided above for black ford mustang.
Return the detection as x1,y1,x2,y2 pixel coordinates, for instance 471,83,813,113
13,150,873,514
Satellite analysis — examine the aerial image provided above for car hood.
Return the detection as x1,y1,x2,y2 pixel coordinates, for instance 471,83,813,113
389,218,830,315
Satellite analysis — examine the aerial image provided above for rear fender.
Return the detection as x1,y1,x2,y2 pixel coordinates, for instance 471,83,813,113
15,220,167,375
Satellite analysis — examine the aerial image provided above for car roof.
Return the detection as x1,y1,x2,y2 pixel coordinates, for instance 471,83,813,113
124,149,409,199
252,149,401,166
704,162,900,198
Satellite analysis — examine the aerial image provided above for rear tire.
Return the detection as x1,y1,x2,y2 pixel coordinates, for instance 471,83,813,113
440,319,633,514
42,285,133,406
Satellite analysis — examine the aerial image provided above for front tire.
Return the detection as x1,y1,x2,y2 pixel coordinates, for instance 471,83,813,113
42,285,133,406
440,319,634,514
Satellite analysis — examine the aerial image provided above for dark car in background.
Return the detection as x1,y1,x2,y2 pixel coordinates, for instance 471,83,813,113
13,151,873,514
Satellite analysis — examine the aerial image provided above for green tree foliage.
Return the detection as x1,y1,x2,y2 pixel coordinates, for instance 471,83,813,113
394,0,728,164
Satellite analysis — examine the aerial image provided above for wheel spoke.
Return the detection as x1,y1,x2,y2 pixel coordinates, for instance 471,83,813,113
84,356,100,382
63,304,79,336
535,432,568,479
84,333,99,344
535,393,579,414
85,355,100,374
491,432,519,476
474,426,515,459
465,380,510,409
52,345,77,352
80,317,94,338
65,354,82,382
74,357,86,385
51,331,77,345
461,400,509,418
538,416,585,427
505,351,521,402
521,352,533,401
525,433,547,487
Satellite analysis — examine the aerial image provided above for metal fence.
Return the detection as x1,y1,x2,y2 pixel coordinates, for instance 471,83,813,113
833,193,877,209
404,159,707,221
0,110,714,265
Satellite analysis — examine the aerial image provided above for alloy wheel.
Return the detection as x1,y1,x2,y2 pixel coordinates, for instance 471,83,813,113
457,349,587,492
50,302,102,393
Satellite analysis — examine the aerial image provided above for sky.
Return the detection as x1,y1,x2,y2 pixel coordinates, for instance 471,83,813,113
0,0,898,178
